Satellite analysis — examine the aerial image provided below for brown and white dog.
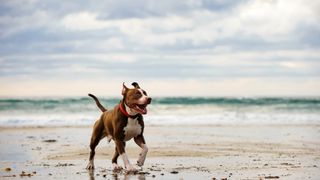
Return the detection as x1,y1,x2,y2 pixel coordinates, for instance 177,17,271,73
86,82,151,172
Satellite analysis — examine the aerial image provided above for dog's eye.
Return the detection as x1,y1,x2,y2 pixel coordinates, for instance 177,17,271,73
142,90,147,96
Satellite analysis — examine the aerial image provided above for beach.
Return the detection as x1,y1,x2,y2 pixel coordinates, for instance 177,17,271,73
1,124,319,179
2,0,320,179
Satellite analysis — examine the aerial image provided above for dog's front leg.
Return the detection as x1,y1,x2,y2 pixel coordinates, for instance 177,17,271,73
115,140,136,172
134,135,148,166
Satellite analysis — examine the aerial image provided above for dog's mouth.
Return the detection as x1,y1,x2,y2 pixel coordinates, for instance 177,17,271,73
133,103,148,114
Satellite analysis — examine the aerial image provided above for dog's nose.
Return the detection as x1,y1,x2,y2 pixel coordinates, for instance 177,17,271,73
147,97,152,104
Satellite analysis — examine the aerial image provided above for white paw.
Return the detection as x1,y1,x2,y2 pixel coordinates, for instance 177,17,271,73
136,159,144,167
137,153,146,166
125,164,137,172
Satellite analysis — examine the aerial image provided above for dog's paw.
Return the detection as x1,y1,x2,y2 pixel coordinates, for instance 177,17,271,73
125,164,137,173
137,153,146,167
86,162,94,170
136,160,144,167
112,163,123,172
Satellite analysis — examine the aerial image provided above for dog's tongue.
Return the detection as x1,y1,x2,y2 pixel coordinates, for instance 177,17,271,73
136,104,147,114
141,108,147,114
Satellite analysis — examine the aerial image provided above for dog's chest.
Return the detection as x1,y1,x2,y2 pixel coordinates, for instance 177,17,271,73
123,118,142,141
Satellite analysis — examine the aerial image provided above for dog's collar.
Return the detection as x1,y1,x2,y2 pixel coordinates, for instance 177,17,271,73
119,101,139,119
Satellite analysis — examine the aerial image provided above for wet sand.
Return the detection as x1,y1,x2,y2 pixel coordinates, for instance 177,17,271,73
0,124,320,179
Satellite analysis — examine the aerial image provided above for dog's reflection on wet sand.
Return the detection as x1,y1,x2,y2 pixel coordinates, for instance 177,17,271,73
87,169,146,180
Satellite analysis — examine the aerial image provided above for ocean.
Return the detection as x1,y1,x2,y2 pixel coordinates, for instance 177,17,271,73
0,97,319,126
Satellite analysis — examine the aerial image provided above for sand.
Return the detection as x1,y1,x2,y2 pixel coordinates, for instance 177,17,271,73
0,124,319,179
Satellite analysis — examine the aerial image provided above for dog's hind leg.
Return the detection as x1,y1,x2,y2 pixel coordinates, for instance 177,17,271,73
86,119,105,170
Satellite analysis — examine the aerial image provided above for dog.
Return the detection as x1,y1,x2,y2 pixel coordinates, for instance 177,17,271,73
86,82,152,172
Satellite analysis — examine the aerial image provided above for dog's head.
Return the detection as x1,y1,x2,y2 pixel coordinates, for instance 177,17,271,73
122,82,152,115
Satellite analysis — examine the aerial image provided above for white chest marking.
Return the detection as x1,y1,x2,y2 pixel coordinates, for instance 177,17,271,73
123,118,142,141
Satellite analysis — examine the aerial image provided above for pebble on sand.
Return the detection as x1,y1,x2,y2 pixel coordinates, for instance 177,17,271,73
4,168,11,171
170,171,179,174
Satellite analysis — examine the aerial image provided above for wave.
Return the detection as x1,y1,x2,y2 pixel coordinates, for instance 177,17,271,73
1,97,320,108
0,97,319,126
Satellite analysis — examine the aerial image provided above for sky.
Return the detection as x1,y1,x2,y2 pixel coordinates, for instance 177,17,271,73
0,0,320,97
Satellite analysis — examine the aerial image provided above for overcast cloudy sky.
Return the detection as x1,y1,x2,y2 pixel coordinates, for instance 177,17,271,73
1,0,320,97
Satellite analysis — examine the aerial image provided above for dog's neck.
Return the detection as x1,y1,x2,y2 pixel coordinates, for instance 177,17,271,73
119,101,139,118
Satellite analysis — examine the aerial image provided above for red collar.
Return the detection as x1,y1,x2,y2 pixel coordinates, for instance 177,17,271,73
118,101,139,119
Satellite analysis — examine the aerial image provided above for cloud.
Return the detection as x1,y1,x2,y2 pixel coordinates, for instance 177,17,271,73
1,49,319,82
2,0,319,51
0,0,319,96
56,0,320,51
61,12,109,31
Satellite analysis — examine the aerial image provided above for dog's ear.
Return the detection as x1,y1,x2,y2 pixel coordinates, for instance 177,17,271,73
122,82,129,95
131,82,140,89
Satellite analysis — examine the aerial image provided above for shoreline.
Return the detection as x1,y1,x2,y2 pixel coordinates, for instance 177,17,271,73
1,123,320,129
1,124,319,179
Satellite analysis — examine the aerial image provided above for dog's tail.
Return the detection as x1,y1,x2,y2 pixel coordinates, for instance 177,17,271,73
88,94,107,112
